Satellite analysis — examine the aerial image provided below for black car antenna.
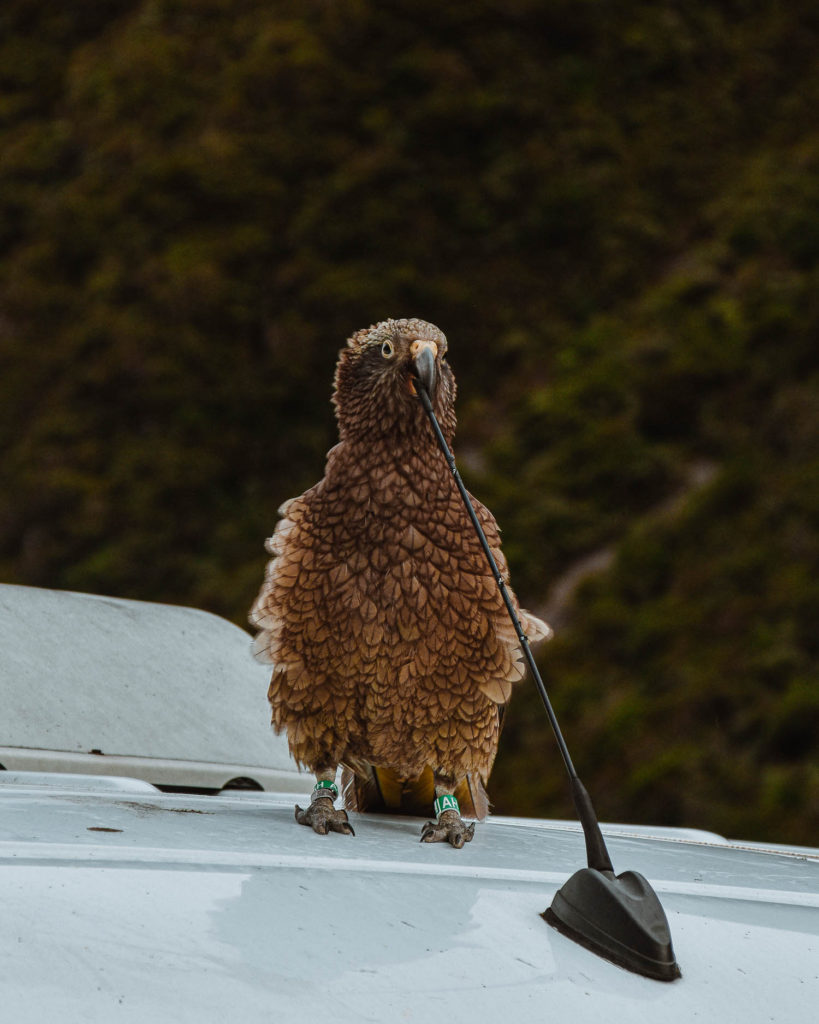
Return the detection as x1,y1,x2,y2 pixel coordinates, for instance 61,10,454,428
417,381,681,982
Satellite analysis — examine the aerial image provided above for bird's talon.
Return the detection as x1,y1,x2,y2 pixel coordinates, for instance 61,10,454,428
419,809,474,848
420,820,437,843
294,797,354,837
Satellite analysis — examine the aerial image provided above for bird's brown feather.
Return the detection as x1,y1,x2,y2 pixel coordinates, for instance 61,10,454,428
250,318,550,815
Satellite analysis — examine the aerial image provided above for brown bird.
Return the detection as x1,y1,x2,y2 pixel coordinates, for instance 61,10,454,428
249,318,550,846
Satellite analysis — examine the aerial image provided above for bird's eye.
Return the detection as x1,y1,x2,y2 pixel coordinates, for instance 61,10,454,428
381,340,394,358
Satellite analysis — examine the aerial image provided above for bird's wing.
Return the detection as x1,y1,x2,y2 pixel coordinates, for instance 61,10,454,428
248,495,307,662
249,484,371,767
462,491,552,700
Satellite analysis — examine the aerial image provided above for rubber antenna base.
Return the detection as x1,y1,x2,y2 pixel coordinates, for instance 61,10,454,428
544,867,682,982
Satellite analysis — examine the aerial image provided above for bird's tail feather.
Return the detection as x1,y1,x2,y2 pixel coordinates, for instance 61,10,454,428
341,763,489,820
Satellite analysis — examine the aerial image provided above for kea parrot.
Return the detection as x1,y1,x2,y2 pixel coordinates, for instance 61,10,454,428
250,318,550,847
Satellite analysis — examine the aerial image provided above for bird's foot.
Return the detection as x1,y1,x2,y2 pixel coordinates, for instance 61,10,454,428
295,796,355,836
420,808,475,848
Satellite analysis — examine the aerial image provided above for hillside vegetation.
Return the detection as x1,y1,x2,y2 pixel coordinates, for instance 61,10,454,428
1,1,817,843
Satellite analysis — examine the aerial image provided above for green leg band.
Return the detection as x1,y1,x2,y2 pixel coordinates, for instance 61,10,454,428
313,780,338,800
434,794,460,818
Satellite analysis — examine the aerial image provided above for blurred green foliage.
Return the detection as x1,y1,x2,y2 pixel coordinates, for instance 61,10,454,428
1,0,817,844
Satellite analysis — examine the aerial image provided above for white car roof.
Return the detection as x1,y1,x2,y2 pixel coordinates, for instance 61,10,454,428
1,771,818,1024
0,583,305,790
1,585,818,1021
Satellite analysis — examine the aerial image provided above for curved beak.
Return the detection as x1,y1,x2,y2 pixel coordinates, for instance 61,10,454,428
411,339,438,398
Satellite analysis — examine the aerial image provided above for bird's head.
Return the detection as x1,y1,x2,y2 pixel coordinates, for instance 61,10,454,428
333,318,456,442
